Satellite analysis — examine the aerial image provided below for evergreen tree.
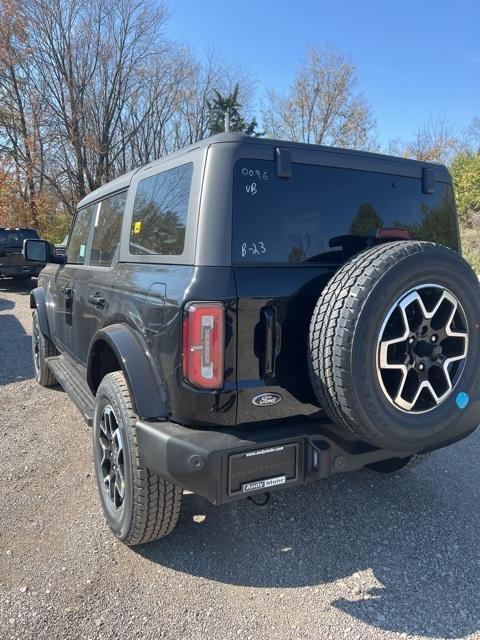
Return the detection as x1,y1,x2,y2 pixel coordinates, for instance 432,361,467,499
207,84,262,136
350,203,384,236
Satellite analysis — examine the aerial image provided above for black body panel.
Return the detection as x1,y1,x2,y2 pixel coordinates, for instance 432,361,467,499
136,416,477,505
38,262,238,426
87,323,167,420
29,133,475,489
30,287,51,338
234,265,332,424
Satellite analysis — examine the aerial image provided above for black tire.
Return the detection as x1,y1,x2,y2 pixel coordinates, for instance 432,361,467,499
32,309,57,386
308,241,480,452
92,371,182,546
367,452,432,473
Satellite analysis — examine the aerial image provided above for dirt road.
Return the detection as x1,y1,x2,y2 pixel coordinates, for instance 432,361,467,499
1,279,479,640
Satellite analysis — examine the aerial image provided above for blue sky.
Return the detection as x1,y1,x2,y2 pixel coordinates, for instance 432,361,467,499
167,0,480,147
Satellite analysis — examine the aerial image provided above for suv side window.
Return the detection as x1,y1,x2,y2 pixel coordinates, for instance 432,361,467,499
67,204,96,264
90,191,127,267
129,163,193,256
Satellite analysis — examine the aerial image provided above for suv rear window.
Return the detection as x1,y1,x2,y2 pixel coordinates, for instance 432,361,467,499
233,160,457,264
0,228,39,245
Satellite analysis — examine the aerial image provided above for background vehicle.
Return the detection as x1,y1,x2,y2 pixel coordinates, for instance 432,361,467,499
24,133,480,545
0,227,43,279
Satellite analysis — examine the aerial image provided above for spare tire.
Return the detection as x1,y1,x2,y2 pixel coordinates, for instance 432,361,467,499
308,241,480,452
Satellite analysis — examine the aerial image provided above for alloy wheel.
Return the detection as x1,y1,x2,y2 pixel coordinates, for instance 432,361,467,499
32,317,40,377
98,405,126,509
376,285,468,413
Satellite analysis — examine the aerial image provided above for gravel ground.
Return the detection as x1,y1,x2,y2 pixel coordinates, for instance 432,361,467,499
1,279,480,640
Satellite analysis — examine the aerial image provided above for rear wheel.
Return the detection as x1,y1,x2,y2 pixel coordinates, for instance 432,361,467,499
92,372,183,545
32,310,57,386
308,241,480,452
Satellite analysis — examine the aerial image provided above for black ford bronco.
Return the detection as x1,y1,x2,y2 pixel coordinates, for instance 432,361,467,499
24,133,480,545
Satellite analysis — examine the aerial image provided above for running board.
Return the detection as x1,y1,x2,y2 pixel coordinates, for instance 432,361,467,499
46,355,95,425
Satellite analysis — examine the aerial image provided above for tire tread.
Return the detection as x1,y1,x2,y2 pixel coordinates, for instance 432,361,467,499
308,241,476,448
33,310,58,387
99,372,182,545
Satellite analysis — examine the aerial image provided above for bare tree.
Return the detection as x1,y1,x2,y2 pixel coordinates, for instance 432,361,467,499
262,46,375,149
85,0,171,187
404,117,459,163
168,49,252,149
0,0,42,223
461,117,480,153
23,0,173,209
26,0,98,203
121,44,194,166
0,0,257,225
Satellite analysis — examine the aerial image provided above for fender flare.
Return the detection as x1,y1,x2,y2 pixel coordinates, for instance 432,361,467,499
29,287,51,338
87,324,167,420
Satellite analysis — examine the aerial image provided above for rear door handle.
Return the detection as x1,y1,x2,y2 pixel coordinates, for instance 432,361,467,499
261,307,276,377
88,294,106,308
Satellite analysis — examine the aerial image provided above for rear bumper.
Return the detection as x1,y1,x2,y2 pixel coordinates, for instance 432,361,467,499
137,418,447,505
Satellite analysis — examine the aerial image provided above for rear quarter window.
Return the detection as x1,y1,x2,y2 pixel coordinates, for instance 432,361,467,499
233,159,457,264
129,163,193,256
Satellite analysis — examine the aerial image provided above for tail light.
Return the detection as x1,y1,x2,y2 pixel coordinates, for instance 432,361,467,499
182,302,225,389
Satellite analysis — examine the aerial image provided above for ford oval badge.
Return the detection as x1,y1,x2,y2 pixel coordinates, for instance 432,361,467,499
252,393,282,407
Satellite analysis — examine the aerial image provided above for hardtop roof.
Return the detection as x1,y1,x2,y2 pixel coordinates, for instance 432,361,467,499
76,132,449,209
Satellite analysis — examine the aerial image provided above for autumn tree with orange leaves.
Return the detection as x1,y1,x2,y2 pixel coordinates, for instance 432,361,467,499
0,0,253,239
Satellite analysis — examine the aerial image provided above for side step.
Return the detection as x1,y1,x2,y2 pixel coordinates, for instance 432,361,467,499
46,355,95,425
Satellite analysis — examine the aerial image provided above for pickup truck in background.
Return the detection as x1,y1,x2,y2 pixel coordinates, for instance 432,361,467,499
0,227,43,280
